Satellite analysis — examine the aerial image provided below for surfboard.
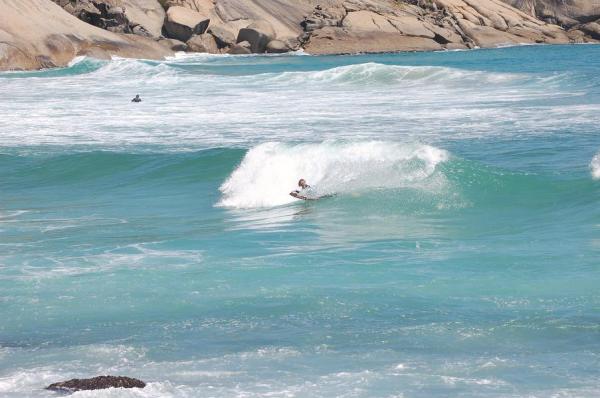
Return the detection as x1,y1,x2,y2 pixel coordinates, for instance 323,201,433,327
290,192,316,201
290,192,334,201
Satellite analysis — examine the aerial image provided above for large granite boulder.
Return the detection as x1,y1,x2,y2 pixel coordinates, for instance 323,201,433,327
164,6,210,42
46,376,146,392
187,33,219,52
266,39,289,53
208,24,237,48
1,0,172,71
73,1,131,34
236,20,276,53
580,21,600,39
121,0,166,37
501,0,600,27
52,0,165,38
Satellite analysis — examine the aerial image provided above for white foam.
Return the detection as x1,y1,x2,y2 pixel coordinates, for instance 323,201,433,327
67,56,89,67
17,243,203,279
0,54,590,150
218,141,449,208
591,152,600,180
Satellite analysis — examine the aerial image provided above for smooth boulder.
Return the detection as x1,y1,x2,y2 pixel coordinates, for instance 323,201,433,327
1,0,172,71
187,33,218,53
122,0,166,38
208,24,237,48
236,20,276,53
164,6,210,42
46,376,145,392
580,22,600,40
265,39,289,53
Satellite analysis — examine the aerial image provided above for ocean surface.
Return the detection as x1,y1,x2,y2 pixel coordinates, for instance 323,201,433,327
1,45,599,397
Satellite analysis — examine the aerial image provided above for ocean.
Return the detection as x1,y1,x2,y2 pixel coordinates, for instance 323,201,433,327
0,44,599,397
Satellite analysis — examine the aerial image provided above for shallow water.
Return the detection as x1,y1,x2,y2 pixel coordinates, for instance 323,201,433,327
1,45,599,397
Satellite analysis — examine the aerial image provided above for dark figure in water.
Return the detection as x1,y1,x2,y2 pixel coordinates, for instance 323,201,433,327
132,94,142,103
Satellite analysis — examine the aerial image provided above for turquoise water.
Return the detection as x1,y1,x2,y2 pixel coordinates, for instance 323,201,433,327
1,45,599,397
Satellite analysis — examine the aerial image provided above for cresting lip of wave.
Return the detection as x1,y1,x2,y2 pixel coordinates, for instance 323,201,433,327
64,58,497,85
262,62,523,85
217,141,449,209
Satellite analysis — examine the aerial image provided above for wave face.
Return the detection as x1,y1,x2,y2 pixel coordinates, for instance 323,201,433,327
1,46,600,398
218,141,449,208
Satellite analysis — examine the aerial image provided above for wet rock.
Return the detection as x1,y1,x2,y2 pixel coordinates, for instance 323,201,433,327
236,20,276,53
46,376,146,392
164,6,210,42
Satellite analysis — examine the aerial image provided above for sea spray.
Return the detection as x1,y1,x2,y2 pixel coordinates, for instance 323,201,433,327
591,152,600,180
217,141,449,208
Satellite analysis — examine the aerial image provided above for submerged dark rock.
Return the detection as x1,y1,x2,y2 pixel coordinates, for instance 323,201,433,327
46,376,146,392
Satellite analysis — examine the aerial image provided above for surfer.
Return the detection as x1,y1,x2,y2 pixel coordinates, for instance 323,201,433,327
131,94,142,103
290,179,310,199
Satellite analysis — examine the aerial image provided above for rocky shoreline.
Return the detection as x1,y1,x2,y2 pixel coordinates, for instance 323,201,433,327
1,0,598,71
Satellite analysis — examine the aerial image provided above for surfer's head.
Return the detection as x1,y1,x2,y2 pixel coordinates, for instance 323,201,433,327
298,179,308,189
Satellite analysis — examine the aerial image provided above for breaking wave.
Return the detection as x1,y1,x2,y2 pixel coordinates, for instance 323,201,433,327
217,141,449,208
263,62,524,86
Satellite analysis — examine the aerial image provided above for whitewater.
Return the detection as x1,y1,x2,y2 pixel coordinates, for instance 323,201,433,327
1,45,599,398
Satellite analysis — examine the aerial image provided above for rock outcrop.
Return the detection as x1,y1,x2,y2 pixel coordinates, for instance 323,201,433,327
0,0,172,71
52,0,166,38
161,0,590,55
1,0,598,70
266,39,290,53
187,33,218,52
164,6,210,42
501,0,600,42
303,0,572,54
46,376,146,392
501,0,600,26
208,24,237,48
237,21,276,53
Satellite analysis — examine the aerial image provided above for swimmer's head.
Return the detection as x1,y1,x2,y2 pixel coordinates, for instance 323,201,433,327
298,179,307,189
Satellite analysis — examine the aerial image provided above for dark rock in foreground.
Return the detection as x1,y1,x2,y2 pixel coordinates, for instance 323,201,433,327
46,376,146,392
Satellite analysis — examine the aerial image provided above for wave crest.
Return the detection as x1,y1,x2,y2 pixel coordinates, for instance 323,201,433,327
218,141,449,208
264,62,522,86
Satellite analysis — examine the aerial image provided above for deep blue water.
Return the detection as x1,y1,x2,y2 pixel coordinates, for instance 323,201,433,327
0,45,599,397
